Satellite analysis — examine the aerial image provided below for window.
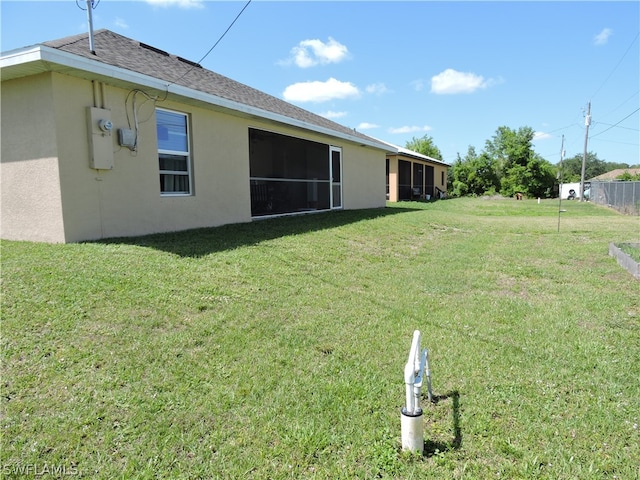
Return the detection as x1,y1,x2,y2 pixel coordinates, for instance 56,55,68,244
441,171,445,186
156,108,191,195
248,129,342,217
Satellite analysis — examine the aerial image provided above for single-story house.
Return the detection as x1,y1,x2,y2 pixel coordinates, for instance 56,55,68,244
590,168,640,181
383,144,449,201
1,30,397,243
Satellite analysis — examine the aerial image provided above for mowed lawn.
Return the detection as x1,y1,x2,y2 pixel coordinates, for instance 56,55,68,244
2,197,639,479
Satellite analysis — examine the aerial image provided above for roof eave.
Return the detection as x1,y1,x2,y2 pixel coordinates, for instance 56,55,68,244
375,137,449,166
397,150,450,167
1,45,396,153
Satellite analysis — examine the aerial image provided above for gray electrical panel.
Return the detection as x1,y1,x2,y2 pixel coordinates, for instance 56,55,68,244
118,128,136,149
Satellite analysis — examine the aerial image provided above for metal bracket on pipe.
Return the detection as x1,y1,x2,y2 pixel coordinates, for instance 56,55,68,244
403,330,432,416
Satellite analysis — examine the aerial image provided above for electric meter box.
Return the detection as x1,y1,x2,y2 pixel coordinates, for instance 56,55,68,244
86,107,114,170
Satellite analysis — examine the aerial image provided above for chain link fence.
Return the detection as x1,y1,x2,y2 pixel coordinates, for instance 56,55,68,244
589,181,640,215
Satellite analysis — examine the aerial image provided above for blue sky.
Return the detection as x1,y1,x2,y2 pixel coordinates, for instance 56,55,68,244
2,1,639,165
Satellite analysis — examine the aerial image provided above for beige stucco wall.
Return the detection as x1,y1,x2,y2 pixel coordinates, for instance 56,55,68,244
2,71,387,243
48,75,254,241
1,73,67,242
386,154,448,202
340,142,386,210
387,157,399,202
434,164,448,194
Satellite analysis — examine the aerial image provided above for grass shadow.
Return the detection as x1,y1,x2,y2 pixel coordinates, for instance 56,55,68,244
93,206,420,257
423,390,461,457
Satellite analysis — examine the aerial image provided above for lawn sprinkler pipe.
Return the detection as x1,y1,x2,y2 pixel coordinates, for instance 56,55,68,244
425,349,433,403
404,361,417,414
401,330,426,454
401,407,424,454
404,330,422,415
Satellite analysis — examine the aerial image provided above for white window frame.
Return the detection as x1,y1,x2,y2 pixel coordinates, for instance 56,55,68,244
330,146,343,210
156,108,192,196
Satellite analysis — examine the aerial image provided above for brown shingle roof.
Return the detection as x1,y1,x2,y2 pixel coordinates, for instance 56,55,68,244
42,30,382,147
590,168,640,181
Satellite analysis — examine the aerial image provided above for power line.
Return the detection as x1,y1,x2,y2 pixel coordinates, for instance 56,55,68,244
593,121,639,132
193,0,252,67
590,108,640,139
589,138,639,147
545,122,583,135
169,0,252,87
598,90,639,120
591,32,639,99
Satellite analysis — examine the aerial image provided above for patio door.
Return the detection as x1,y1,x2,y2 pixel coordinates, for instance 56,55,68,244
413,162,424,198
330,146,342,209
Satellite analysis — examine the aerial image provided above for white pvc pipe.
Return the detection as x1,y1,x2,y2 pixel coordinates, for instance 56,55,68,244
401,410,424,454
401,330,426,453
404,330,421,415
404,361,416,414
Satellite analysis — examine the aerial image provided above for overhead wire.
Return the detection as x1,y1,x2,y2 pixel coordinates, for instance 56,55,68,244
589,108,640,139
594,122,639,132
120,0,253,153
590,32,639,100
597,90,639,120
168,0,252,88
583,33,639,157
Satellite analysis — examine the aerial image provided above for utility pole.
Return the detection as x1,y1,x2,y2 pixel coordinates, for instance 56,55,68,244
580,101,591,202
557,135,565,233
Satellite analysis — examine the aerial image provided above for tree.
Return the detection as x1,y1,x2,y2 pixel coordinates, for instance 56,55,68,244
558,152,635,182
617,171,640,181
501,154,557,198
405,134,442,160
450,146,500,196
608,161,636,170
484,126,536,179
484,126,556,198
450,150,473,197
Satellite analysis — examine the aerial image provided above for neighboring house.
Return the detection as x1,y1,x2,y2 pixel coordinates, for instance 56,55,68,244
384,144,449,201
1,30,395,243
590,168,640,181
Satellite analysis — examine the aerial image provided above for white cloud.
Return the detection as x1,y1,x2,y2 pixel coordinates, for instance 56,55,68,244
533,131,553,141
388,125,432,134
594,28,613,46
365,83,390,95
285,37,349,68
145,0,204,9
282,78,360,103
321,110,348,119
357,122,379,130
114,17,129,29
430,68,500,94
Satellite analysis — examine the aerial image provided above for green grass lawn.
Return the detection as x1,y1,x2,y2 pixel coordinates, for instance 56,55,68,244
2,197,639,479
618,243,640,263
